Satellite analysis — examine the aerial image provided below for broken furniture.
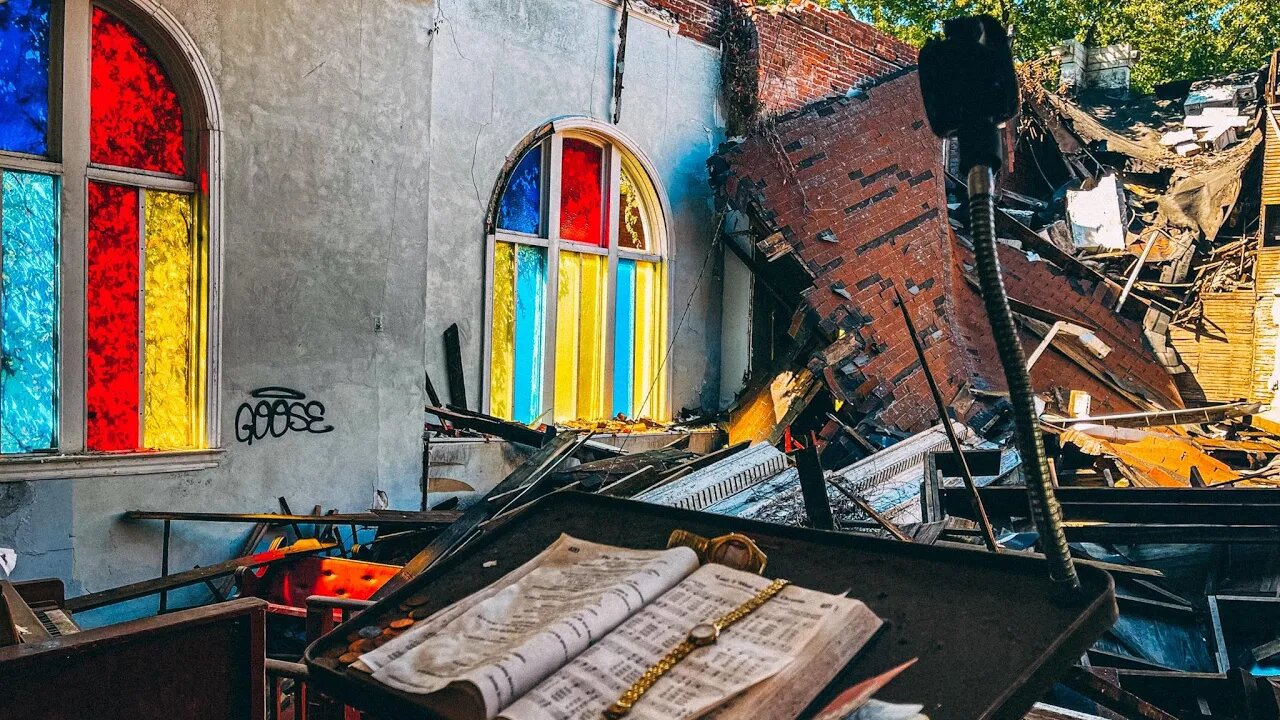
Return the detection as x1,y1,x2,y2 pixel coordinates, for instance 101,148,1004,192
304,492,1117,720
0,597,267,720
0,578,80,644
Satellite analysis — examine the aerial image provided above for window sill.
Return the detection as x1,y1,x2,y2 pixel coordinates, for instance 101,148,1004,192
0,449,224,482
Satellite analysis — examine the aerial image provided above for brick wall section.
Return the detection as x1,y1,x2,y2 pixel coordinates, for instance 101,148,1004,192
715,71,971,432
746,5,917,117
647,1,919,121
647,0,722,46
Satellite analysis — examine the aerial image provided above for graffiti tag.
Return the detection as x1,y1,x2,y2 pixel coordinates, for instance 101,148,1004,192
235,387,334,445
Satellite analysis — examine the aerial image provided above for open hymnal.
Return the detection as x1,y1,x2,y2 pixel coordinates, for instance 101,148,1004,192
355,534,883,720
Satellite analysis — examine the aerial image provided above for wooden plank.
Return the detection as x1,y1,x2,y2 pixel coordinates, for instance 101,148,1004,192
795,437,835,530
66,542,335,613
443,323,468,411
428,405,555,447
125,509,460,528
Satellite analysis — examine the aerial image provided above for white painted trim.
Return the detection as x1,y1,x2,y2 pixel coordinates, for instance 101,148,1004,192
480,232,497,414
603,144,622,409
59,0,91,453
543,135,564,420
0,154,63,176
86,165,197,193
0,448,224,482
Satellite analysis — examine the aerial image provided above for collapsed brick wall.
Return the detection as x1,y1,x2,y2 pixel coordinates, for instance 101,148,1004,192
714,71,973,432
953,243,1184,413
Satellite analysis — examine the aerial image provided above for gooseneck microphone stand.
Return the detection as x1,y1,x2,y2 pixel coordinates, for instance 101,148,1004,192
919,16,1081,595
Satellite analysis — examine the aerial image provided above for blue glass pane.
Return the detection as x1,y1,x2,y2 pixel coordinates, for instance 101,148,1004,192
497,145,542,235
612,259,636,418
0,0,51,155
1,170,58,452
512,245,546,424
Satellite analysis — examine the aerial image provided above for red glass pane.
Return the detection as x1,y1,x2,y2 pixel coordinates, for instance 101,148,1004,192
86,181,141,451
90,8,186,175
559,139,605,246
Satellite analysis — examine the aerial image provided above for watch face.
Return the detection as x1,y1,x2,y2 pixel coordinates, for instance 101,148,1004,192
688,623,719,647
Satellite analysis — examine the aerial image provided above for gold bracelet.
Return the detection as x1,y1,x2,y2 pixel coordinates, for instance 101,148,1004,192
603,578,791,719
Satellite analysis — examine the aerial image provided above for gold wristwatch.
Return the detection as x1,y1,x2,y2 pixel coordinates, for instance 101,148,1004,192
603,578,790,719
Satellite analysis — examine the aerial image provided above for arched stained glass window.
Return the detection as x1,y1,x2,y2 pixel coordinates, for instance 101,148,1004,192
0,1,213,458
489,128,668,425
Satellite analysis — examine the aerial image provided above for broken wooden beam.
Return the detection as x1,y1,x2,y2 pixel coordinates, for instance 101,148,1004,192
427,404,556,447
795,436,836,530
66,541,336,613
125,509,461,528
827,476,914,543
894,288,999,552
443,323,468,411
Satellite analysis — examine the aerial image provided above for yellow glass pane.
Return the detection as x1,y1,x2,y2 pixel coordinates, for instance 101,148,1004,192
490,242,516,420
142,191,200,449
555,251,608,422
618,167,648,251
633,261,668,420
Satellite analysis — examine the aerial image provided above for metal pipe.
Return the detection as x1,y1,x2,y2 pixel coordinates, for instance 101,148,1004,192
968,165,1081,594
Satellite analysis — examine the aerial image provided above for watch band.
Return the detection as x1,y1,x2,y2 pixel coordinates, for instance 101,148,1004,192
603,578,791,719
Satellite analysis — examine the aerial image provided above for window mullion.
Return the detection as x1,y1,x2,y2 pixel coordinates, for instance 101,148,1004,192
480,232,497,415
603,145,621,417
137,188,147,447
543,136,563,423
58,0,93,454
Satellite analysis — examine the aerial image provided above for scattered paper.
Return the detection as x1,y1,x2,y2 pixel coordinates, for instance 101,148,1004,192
0,547,15,576
483,560,498,568
812,658,918,720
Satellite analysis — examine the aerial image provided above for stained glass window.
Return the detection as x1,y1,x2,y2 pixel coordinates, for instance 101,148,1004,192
85,182,204,453
91,7,186,175
143,191,198,449
490,132,667,424
86,181,141,451
497,146,542,235
618,167,648,251
0,170,58,453
0,0,51,155
490,243,546,424
559,139,605,246
0,3,211,457
554,251,608,422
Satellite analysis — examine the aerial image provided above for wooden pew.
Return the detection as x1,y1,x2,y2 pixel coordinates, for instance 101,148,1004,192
0,597,267,720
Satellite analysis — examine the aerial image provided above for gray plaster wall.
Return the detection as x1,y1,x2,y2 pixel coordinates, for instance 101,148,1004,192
0,0,725,627
424,0,725,416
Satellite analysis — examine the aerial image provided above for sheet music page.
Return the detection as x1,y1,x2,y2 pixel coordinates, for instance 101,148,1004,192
499,564,859,720
362,535,700,717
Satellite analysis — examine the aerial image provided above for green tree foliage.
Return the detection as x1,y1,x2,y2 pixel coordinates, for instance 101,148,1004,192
758,0,1279,91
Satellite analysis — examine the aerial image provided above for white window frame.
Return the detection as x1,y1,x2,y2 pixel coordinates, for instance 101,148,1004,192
482,117,672,424
0,0,224,479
